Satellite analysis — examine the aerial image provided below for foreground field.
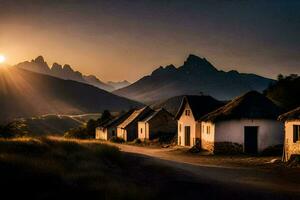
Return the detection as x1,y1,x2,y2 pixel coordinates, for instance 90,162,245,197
0,137,299,200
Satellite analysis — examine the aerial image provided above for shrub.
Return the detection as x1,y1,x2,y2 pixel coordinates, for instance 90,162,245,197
214,142,243,155
64,127,92,139
133,138,142,144
109,136,125,143
261,145,283,156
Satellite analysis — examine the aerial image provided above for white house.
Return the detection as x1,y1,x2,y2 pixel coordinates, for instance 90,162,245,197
95,110,134,140
117,106,153,141
138,108,177,141
175,95,223,147
200,91,284,154
279,107,300,161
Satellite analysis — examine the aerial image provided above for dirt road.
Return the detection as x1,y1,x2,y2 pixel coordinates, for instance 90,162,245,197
108,142,300,198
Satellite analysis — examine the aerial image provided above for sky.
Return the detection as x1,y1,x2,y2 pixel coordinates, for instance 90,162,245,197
0,0,300,82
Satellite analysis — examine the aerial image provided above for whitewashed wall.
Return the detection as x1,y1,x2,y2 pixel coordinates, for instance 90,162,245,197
177,103,201,146
284,121,300,161
214,119,284,152
138,122,149,141
95,127,108,140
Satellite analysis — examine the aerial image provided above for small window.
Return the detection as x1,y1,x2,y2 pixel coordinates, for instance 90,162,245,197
179,136,181,145
207,126,210,134
185,110,190,116
293,125,300,143
179,124,181,132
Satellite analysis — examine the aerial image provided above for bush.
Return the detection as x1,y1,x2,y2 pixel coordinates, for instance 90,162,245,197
64,127,92,139
261,145,283,156
109,136,125,143
214,142,243,155
133,138,142,144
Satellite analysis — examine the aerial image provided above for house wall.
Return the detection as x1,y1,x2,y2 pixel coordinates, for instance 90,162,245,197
95,128,108,140
148,112,177,140
177,103,201,147
201,122,215,152
209,119,284,153
138,122,149,141
117,127,127,141
284,120,300,161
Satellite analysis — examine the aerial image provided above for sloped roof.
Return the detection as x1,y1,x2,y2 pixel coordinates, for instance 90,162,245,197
201,91,282,122
175,95,224,120
140,108,173,123
278,107,300,121
99,109,135,128
118,106,153,129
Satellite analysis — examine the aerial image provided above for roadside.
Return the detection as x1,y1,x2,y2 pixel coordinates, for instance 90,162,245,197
103,141,300,194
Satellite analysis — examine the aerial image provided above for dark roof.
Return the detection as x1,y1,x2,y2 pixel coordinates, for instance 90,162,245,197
140,108,173,123
100,109,135,128
175,95,224,120
201,91,282,122
278,107,300,121
118,106,153,128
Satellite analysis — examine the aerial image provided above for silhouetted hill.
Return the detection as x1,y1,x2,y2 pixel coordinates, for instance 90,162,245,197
107,80,131,90
16,56,115,91
0,67,142,123
114,54,274,103
264,74,300,111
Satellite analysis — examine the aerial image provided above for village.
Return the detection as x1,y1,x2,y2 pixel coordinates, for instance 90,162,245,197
96,91,300,162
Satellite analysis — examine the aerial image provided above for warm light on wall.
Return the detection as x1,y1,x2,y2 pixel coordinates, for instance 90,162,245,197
0,55,6,63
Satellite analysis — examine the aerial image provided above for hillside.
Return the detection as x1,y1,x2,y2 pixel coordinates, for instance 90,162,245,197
0,67,142,123
264,74,300,111
16,56,115,91
114,54,274,103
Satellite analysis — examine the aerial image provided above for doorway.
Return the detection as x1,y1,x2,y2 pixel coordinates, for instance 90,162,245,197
184,126,191,146
244,126,258,154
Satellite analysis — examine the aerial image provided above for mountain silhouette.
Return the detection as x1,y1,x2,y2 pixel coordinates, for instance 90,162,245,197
0,67,142,123
114,54,274,103
107,80,131,90
16,56,115,91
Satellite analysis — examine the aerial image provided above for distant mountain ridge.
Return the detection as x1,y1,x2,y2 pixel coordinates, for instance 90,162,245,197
16,56,115,91
0,67,142,123
107,80,131,90
114,54,274,103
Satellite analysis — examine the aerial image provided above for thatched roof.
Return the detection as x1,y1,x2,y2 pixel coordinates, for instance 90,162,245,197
175,95,224,120
118,106,153,129
278,107,300,121
201,91,282,122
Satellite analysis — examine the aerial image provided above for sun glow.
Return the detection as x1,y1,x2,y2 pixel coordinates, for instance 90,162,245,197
0,55,6,63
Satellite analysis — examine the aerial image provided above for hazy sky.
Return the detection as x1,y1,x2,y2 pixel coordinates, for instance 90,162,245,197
0,0,299,82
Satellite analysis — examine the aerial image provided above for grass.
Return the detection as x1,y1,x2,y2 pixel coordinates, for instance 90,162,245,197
0,136,176,200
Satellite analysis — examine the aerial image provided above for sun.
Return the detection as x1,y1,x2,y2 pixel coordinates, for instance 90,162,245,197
0,55,6,63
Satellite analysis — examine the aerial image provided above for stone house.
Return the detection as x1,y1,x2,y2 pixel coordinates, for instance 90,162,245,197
117,106,153,141
138,108,177,141
175,95,223,147
95,109,134,140
279,107,300,161
200,91,284,154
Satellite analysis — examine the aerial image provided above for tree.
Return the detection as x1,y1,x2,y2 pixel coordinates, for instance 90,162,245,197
97,110,113,125
0,123,15,138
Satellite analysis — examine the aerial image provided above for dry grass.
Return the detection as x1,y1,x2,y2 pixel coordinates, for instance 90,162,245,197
0,136,172,200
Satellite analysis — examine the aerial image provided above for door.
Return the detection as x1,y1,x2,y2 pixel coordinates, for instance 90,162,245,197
184,126,191,146
244,126,258,154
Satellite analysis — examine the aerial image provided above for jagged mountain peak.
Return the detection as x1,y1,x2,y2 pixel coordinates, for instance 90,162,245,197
182,54,217,72
34,56,46,64
52,63,63,70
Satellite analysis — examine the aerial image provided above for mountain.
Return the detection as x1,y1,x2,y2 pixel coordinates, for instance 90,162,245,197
0,67,142,123
264,74,300,111
114,54,274,103
107,80,131,90
16,56,114,91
